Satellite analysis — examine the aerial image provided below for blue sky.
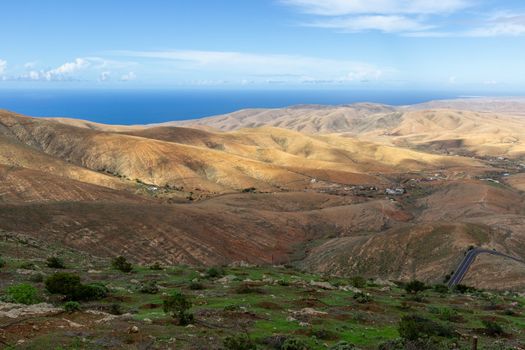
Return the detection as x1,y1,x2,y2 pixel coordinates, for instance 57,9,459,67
1,0,525,91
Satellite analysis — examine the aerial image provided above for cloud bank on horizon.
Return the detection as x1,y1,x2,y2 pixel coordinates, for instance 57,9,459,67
0,0,524,90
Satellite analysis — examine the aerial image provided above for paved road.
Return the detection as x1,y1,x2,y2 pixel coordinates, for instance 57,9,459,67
447,248,525,287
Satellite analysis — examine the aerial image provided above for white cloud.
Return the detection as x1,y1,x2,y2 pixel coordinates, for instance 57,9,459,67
309,15,431,33
115,49,391,83
282,0,470,16
99,71,111,81
0,59,6,75
465,13,525,37
120,71,136,81
21,58,91,81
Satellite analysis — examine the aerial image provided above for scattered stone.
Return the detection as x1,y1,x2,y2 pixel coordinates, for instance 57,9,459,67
128,325,139,333
339,285,362,293
292,308,328,317
217,275,237,284
62,318,84,328
0,303,62,319
310,280,336,290
143,318,153,324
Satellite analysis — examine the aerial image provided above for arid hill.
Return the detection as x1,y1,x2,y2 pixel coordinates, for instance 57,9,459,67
0,104,524,290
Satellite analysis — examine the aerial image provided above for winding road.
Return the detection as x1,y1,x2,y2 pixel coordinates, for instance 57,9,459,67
447,248,525,287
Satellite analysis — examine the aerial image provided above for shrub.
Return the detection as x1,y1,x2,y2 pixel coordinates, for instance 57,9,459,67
112,256,133,273
0,256,5,268
149,262,162,270
329,341,357,350
20,261,37,270
46,256,65,269
45,273,107,301
64,301,81,313
189,281,204,290
6,284,39,305
223,334,257,350
109,303,123,315
29,273,44,283
482,319,504,336
139,281,159,294
163,290,193,325
206,266,224,278
45,273,81,296
433,284,449,294
72,283,108,301
282,338,310,350
398,314,455,341
454,284,476,294
404,280,427,294
235,283,263,294
350,276,367,288
353,292,372,304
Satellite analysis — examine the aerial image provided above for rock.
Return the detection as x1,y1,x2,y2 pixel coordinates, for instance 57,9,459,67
293,308,328,316
186,324,195,328
0,303,62,319
62,318,84,328
373,278,395,287
299,322,310,327
339,285,362,293
128,325,139,333
143,318,153,324
310,280,336,290
130,279,139,284
87,270,102,274
217,275,237,284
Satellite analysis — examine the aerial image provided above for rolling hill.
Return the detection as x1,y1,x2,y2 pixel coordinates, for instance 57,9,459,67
0,102,524,290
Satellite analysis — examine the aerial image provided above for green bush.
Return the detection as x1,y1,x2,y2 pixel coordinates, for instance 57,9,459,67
454,284,476,294
350,276,367,288
29,273,44,283
72,283,108,301
433,284,449,294
206,266,224,278
46,256,65,269
45,273,81,296
0,256,5,268
139,281,159,294
404,280,427,294
109,303,123,315
6,283,39,305
353,292,372,304
282,338,310,350
189,281,204,290
223,334,257,350
20,261,37,270
149,262,163,270
398,314,455,341
163,290,193,325
112,256,133,273
45,273,107,301
482,319,504,336
64,301,81,313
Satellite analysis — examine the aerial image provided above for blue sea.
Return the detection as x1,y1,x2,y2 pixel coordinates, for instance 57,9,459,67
0,89,486,125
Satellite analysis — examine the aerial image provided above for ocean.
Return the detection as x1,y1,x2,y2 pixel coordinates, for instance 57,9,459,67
0,89,469,125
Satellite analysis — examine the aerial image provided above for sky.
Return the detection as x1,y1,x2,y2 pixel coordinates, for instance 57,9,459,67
1,0,525,92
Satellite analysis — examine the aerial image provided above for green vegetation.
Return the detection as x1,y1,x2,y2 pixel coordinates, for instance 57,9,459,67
5,283,39,305
111,256,133,272
404,280,427,294
46,256,66,269
223,334,258,350
63,301,81,313
163,290,194,325
0,240,523,349
45,273,107,301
